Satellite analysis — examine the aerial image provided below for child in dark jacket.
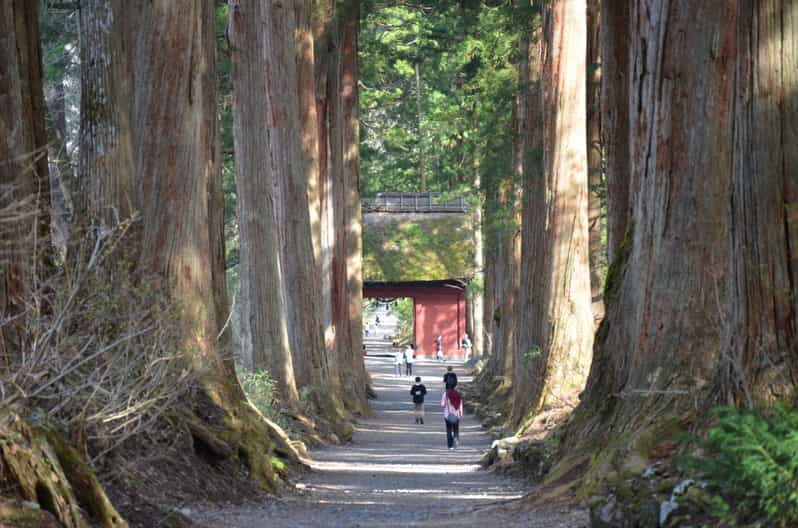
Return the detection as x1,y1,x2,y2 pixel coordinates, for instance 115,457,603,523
410,377,427,424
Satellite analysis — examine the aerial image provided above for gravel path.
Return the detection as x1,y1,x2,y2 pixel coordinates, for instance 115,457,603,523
190,354,588,527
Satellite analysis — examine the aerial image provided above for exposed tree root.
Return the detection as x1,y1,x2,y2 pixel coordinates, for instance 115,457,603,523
0,409,127,528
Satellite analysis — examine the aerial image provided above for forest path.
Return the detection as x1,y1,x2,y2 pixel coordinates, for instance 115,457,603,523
190,355,587,527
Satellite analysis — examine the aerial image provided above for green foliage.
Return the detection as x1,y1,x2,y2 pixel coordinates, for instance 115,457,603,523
240,370,285,426
363,213,475,281
695,405,798,527
524,345,542,362
359,1,518,199
393,298,414,345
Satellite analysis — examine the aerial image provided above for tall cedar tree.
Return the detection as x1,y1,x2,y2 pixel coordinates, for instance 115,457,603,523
228,0,301,407
570,0,797,472
314,0,369,414
518,0,593,415
0,0,51,362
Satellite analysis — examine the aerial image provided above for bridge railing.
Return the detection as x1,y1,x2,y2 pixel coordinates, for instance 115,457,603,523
362,192,469,213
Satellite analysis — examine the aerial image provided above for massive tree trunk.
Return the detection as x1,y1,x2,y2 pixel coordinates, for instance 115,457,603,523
78,0,136,229
726,0,797,406
600,0,631,264
511,22,545,427
339,7,369,412
471,148,485,358
515,0,592,415
315,0,369,416
0,0,51,362
586,0,604,321
568,2,797,485
228,0,300,406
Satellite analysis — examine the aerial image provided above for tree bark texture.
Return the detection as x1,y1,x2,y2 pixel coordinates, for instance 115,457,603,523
600,0,631,265
518,0,592,414
315,0,369,414
228,0,300,405
726,0,797,406
574,1,797,456
586,0,604,321
511,23,545,427
0,0,50,361
74,0,280,490
78,0,136,229
266,1,325,396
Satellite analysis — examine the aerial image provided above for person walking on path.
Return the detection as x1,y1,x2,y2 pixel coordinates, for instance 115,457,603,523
410,377,427,424
393,348,404,377
404,345,415,376
441,387,463,449
443,366,458,389
434,334,444,361
461,333,472,361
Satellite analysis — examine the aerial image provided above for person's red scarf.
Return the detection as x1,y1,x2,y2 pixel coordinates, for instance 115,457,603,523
446,388,462,410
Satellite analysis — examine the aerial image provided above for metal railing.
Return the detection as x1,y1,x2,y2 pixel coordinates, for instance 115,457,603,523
362,192,469,213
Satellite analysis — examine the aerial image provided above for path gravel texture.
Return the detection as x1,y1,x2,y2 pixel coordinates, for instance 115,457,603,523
190,354,588,527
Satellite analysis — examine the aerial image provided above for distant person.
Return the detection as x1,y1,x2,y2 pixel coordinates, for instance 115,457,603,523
443,366,458,389
441,386,463,449
375,315,380,326
410,376,427,424
404,344,415,376
393,348,404,377
434,334,444,361
461,333,472,361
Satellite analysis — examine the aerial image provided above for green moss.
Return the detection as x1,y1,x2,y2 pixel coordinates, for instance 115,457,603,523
363,212,475,282
270,456,286,472
602,223,633,305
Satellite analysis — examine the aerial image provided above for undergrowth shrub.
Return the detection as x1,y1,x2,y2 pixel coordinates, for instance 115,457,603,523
239,369,287,427
698,404,798,527
0,223,194,469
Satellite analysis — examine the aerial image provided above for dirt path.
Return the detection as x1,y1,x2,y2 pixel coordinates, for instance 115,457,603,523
189,355,588,527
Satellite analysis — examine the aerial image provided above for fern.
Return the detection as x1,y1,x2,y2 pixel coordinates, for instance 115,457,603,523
699,404,798,527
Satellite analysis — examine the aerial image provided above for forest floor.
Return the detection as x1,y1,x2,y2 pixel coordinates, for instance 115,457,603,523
188,350,588,527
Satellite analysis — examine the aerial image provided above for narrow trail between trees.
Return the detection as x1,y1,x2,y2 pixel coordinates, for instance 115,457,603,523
190,351,587,527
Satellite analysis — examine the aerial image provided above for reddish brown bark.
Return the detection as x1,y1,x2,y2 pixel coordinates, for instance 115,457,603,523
600,0,631,265
573,2,797,461
726,0,797,405
511,24,545,426
0,0,50,361
517,0,592,415
315,0,368,415
132,0,234,387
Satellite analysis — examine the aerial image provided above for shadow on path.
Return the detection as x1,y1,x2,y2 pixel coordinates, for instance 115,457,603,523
190,356,587,527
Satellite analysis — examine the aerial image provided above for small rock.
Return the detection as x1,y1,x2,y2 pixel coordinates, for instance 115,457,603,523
659,499,679,526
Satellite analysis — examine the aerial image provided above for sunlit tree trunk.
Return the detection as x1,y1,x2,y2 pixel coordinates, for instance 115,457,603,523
315,0,368,415
520,0,592,413
0,0,50,362
340,7,369,411
132,0,232,388
586,0,604,322
228,0,300,407
581,0,744,431
471,151,485,358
